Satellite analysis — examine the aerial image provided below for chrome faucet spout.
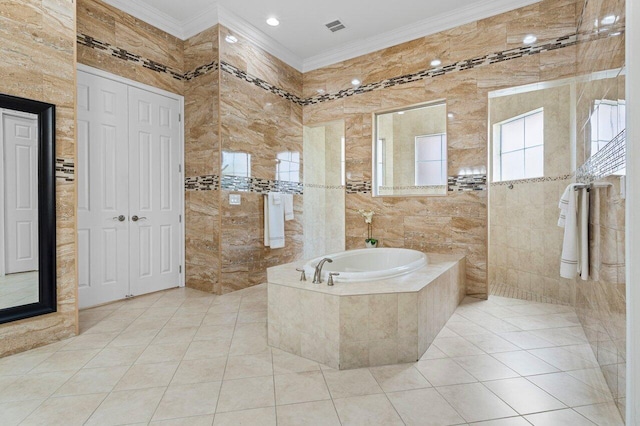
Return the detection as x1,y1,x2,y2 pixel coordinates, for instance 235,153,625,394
312,258,333,284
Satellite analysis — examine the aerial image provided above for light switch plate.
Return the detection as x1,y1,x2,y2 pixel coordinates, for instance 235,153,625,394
229,194,241,205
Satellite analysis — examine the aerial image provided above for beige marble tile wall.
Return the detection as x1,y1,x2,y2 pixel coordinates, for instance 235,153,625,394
184,26,220,293
76,0,184,94
303,0,582,298
489,85,575,304
574,0,626,416
0,0,77,357
218,26,304,294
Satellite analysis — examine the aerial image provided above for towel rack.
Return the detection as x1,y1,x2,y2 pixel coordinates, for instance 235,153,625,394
573,182,614,191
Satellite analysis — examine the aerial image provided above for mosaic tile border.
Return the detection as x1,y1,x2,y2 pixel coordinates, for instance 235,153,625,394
448,175,487,192
304,183,346,190
185,175,303,195
490,174,574,187
346,180,372,194
56,158,74,182
78,27,623,108
576,129,626,183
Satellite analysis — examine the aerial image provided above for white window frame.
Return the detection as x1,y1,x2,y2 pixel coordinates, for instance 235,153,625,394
493,108,544,182
414,133,447,186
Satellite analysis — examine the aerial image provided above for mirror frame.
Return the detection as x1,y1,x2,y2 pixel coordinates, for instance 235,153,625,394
0,93,56,325
372,99,448,198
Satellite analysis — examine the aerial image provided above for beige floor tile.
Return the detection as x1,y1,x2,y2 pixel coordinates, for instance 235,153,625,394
528,347,599,371
433,336,485,357
151,415,215,425
453,354,519,381
152,381,222,421
525,408,596,425
165,312,206,328
497,331,555,350
114,362,179,391
322,368,383,399
527,372,613,407
224,352,273,380
202,312,238,326
446,321,494,336
369,363,431,392
214,407,276,426
30,349,100,373
84,345,147,368
491,351,560,376
415,358,477,387
152,326,199,345
574,402,625,426
20,393,107,426
463,334,521,353
276,400,341,426
184,339,231,360
420,344,448,360
469,417,532,425
437,382,518,423
483,377,566,414
387,388,465,426
59,332,119,351
109,329,159,347
274,371,331,405
0,399,43,426
136,343,190,364
272,349,321,374
237,310,267,324
216,376,275,413
0,352,52,376
193,325,235,342
85,387,166,425
54,366,129,396
529,327,588,346
171,357,227,385
567,368,615,394
333,394,404,426
0,370,75,402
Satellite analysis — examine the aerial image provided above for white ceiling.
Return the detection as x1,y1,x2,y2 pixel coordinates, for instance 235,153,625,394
103,0,541,72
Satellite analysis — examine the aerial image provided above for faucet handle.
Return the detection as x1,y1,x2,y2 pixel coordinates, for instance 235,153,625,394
328,272,340,286
295,268,306,281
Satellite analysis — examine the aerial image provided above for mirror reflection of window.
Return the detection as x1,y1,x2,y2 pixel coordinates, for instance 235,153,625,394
494,108,544,182
415,134,447,186
222,151,251,178
276,151,300,183
590,100,626,175
376,139,385,186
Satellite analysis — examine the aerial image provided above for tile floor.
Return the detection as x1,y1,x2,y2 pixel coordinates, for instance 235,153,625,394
0,284,625,425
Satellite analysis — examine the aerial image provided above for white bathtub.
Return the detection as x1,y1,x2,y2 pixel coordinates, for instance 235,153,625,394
303,248,427,283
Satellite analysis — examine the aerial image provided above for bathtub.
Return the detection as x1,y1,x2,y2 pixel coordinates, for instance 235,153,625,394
303,248,427,283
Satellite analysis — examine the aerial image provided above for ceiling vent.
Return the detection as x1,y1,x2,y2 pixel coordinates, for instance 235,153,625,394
325,19,346,32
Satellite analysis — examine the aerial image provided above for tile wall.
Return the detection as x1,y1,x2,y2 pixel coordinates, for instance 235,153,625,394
0,0,77,356
302,0,584,298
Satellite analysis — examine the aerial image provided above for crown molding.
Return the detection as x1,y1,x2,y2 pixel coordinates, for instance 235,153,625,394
301,0,542,72
216,5,303,71
182,6,219,39
102,0,185,39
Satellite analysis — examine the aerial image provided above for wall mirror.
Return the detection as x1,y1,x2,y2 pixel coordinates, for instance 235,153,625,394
0,93,56,325
373,100,448,197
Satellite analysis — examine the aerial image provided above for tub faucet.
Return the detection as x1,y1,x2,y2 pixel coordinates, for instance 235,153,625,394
312,258,333,284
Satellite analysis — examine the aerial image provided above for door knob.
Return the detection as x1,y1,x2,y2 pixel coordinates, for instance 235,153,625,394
113,215,126,222
131,215,147,222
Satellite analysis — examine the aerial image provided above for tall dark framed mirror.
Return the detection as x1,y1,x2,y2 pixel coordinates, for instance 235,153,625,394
0,93,56,325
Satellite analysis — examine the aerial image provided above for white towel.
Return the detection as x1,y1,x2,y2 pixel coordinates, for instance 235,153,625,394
283,194,294,221
559,184,580,278
578,188,589,280
264,192,285,249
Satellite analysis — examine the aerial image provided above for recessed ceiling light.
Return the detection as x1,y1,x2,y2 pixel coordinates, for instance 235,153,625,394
225,35,238,44
601,15,617,25
430,59,442,67
351,79,361,86
266,17,280,27
397,111,405,115
523,34,537,44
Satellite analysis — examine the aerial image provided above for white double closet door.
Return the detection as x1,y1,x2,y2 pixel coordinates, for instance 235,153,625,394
77,69,183,309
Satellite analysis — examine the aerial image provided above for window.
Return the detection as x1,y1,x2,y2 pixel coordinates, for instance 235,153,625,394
376,139,385,186
415,134,447,186
222,151,251,178
276,151,300,183
590,99,626,174
493,108,544,182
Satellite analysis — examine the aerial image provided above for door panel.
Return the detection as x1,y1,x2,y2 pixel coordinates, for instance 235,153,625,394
128,86,181,296
3,113,39,274
77,71,130,309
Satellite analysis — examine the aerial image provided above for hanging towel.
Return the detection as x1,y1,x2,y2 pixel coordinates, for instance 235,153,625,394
264,192,285,249
578,188,590,280
559,184,580,278
283,194,294,221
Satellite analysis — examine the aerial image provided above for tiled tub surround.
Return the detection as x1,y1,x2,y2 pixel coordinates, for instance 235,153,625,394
267,254,465,369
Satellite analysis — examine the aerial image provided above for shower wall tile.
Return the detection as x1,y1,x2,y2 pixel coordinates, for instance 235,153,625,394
0,0,77,357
